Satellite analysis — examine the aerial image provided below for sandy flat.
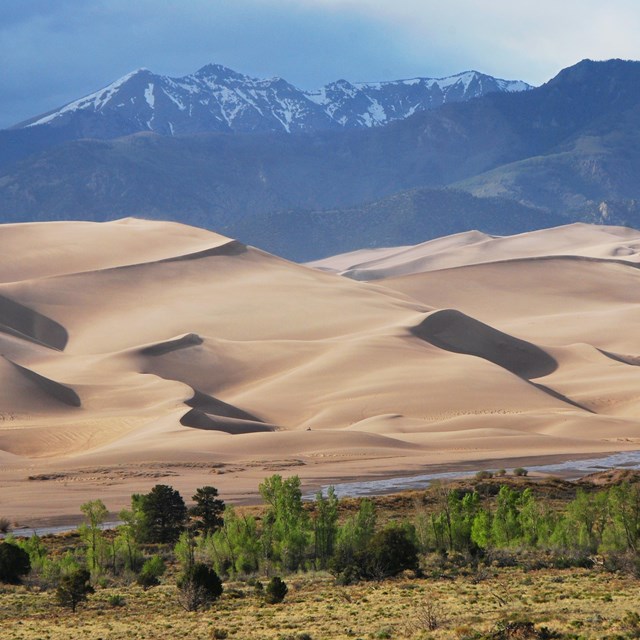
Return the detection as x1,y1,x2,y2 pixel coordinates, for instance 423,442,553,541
1,219,640,525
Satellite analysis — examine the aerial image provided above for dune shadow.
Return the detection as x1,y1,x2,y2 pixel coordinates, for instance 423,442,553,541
140,333,204,356
411,309,558,379
7,358,81,407
0,294,68,350
180,409,274,434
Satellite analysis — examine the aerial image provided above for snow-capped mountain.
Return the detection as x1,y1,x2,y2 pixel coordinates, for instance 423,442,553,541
15,64,532,136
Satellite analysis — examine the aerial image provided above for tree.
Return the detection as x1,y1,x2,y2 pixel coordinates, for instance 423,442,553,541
190,486,225,534
0,542,30,583
56,568,94,612
259,475,309,571
204,506,260,576
177,562,223,611
313,486,339,569
133,484,187,543
79,499,108,573
115,509,142,571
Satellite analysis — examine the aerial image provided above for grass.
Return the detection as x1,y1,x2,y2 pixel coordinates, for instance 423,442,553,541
1,566,640,639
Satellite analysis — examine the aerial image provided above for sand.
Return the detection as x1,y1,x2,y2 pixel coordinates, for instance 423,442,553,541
1,219,640,526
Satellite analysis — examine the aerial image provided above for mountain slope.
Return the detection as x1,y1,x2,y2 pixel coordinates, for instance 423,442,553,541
0,60,639,260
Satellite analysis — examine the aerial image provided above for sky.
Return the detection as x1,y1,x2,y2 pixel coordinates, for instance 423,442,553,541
2,0,640,129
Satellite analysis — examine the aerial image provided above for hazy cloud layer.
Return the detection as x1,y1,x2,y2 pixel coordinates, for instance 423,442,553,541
1,0,639,128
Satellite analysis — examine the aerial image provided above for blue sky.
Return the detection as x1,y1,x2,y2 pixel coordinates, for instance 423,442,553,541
2,0,640,128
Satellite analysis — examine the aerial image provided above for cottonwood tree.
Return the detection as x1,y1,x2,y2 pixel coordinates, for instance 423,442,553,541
259,475,309,571
79,499,108,574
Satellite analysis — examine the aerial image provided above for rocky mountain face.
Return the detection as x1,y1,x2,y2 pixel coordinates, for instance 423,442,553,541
13,64,530,136
1,59,638,261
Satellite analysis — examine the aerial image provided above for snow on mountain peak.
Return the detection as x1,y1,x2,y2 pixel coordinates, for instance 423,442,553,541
18,64,533,135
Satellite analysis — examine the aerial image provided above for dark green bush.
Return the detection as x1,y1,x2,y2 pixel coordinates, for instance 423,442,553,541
0,541,30,583
265,576,288,604
177,562,223,611
56,568,94,612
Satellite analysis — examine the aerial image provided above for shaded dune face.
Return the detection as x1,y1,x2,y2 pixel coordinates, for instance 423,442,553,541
411,309,558,379
0,294,68,350
0,218,640,471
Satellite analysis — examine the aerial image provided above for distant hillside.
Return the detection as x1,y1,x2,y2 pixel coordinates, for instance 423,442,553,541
228,189,565,261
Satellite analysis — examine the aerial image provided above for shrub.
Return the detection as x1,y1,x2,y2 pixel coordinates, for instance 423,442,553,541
475,470,494,480
331,523,418,583
137,555,166,590
265,576,288,604
496,469,507,477
0,541,30,583
56,568,94,612
177,562,223,611
513,467,528,477
367,524,419,579
108,594,126,607
0,517,10,533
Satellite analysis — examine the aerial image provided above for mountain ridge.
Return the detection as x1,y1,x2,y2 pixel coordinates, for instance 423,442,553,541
11,63,531,137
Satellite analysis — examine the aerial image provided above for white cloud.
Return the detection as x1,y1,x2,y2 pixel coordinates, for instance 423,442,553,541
267,0,640,83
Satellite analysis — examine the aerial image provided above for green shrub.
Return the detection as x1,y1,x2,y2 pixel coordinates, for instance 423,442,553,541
513,467,528,477
475,470,494,480
137,554,166,590
265,576,288,604
108,594,126,607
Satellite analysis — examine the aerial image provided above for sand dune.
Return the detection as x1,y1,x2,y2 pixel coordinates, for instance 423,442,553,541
310,223,640,280
1,219,640,524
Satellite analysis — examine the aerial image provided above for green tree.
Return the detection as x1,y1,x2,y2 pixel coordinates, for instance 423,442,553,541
565,489,609,552
471,509,492,549
491,486,523,546
190,486,225,535
313,486,339,569
259,475,309,571
115,509,142,571
608,483,640,553
204,506,260,575
79,499,108,574
133,484,187,543
56,568,94,612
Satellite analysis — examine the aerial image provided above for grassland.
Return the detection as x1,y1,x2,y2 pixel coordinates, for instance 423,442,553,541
2,564,640,639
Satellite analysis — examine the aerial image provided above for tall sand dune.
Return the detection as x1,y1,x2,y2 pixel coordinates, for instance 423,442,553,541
1,219,640,523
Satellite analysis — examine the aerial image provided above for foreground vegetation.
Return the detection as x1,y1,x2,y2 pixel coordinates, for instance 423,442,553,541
3,470,640,638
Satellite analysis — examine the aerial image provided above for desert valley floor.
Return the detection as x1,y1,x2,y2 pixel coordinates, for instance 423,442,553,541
1,219,640,525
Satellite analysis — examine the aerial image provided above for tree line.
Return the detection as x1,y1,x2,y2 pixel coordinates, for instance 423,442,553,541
3,474,640,612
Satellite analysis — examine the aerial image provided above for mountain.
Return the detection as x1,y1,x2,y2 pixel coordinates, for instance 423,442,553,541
12,64,531,136
0,59,639,260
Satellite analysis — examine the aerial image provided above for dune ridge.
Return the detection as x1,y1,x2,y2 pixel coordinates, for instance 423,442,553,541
1,219,640,523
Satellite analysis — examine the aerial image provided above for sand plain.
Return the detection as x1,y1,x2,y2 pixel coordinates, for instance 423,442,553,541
1,219,640,526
